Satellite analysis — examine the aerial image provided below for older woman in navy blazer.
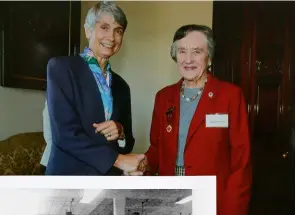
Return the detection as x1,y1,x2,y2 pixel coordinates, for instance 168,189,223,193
45,2,144,175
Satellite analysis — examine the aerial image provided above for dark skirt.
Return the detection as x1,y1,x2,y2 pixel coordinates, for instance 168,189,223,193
40,164,47,175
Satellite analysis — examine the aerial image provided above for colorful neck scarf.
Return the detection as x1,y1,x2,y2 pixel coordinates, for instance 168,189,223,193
80,47,113,120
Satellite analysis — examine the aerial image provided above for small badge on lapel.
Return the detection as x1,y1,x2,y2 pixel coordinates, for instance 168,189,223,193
208,92,213,98
166,125,172,132
165,106,175,133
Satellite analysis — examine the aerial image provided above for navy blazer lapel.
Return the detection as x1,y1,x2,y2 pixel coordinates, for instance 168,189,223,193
110,73,119,121
78,57,106,124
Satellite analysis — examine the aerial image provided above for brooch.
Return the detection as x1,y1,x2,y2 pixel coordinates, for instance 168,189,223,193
165,106,175,132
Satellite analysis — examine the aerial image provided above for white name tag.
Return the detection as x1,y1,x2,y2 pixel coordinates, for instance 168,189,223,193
206,114,228,128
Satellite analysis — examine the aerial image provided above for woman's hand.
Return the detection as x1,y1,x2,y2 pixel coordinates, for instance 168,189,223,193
123,155,150,176
93,121,124,141
115,154,145,175
137,156,150,172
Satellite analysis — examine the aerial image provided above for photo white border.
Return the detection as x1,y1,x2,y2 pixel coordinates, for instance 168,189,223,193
0,176,216,215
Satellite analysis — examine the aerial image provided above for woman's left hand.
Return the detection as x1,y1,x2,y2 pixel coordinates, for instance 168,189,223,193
93,121,123,141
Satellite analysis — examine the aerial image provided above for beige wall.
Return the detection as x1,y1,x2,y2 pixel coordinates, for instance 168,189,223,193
0,87,45,140
81,1,213,153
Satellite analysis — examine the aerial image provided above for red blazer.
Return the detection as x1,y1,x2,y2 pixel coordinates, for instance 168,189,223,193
145,74,252,215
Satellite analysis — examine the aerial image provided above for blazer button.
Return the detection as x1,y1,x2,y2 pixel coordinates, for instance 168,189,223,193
187,165,192,169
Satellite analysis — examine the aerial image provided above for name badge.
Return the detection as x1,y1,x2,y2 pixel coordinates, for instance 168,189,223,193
206,114,228,128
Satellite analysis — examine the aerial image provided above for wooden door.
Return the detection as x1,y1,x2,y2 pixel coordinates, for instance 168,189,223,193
212,2,294,144
212,2,244,86
251,2,294,142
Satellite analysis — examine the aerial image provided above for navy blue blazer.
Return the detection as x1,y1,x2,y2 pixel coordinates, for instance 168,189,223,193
45,56,135,175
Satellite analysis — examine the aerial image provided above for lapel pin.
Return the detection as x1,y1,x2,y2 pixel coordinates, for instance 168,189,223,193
208,92,213,98
166,125,172,133
165,105,175,133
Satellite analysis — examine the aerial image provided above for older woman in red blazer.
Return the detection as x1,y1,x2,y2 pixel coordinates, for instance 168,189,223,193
138,25,252,215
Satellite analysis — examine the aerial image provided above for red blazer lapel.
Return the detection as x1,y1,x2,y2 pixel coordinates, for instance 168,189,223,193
186,74,220,144
163,79,182,160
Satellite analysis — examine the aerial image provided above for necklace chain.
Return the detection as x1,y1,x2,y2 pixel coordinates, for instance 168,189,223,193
180,79,207,102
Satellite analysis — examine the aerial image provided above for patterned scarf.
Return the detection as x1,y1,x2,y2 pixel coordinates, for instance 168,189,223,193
80,47,113,120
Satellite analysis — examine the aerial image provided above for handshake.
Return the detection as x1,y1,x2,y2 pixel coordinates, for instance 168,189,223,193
114,154,150,176
93,122,150,175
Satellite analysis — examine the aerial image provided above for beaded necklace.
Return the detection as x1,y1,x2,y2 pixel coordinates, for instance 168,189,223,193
180,78,207,102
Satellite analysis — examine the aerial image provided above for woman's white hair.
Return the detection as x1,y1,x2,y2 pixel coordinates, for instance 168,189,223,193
170,24,215,62
84,1,128,32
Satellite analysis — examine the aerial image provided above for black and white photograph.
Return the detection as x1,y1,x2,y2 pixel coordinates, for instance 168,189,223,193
0,189,192,215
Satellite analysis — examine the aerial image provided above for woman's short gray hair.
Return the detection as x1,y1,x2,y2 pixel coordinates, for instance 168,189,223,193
84,1,128,32
170,24,215,62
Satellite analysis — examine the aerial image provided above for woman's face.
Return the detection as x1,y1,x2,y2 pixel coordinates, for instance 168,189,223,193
85,12,124,59
176,31,210,81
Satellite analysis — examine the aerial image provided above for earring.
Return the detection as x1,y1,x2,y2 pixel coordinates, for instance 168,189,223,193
208,61,212,71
